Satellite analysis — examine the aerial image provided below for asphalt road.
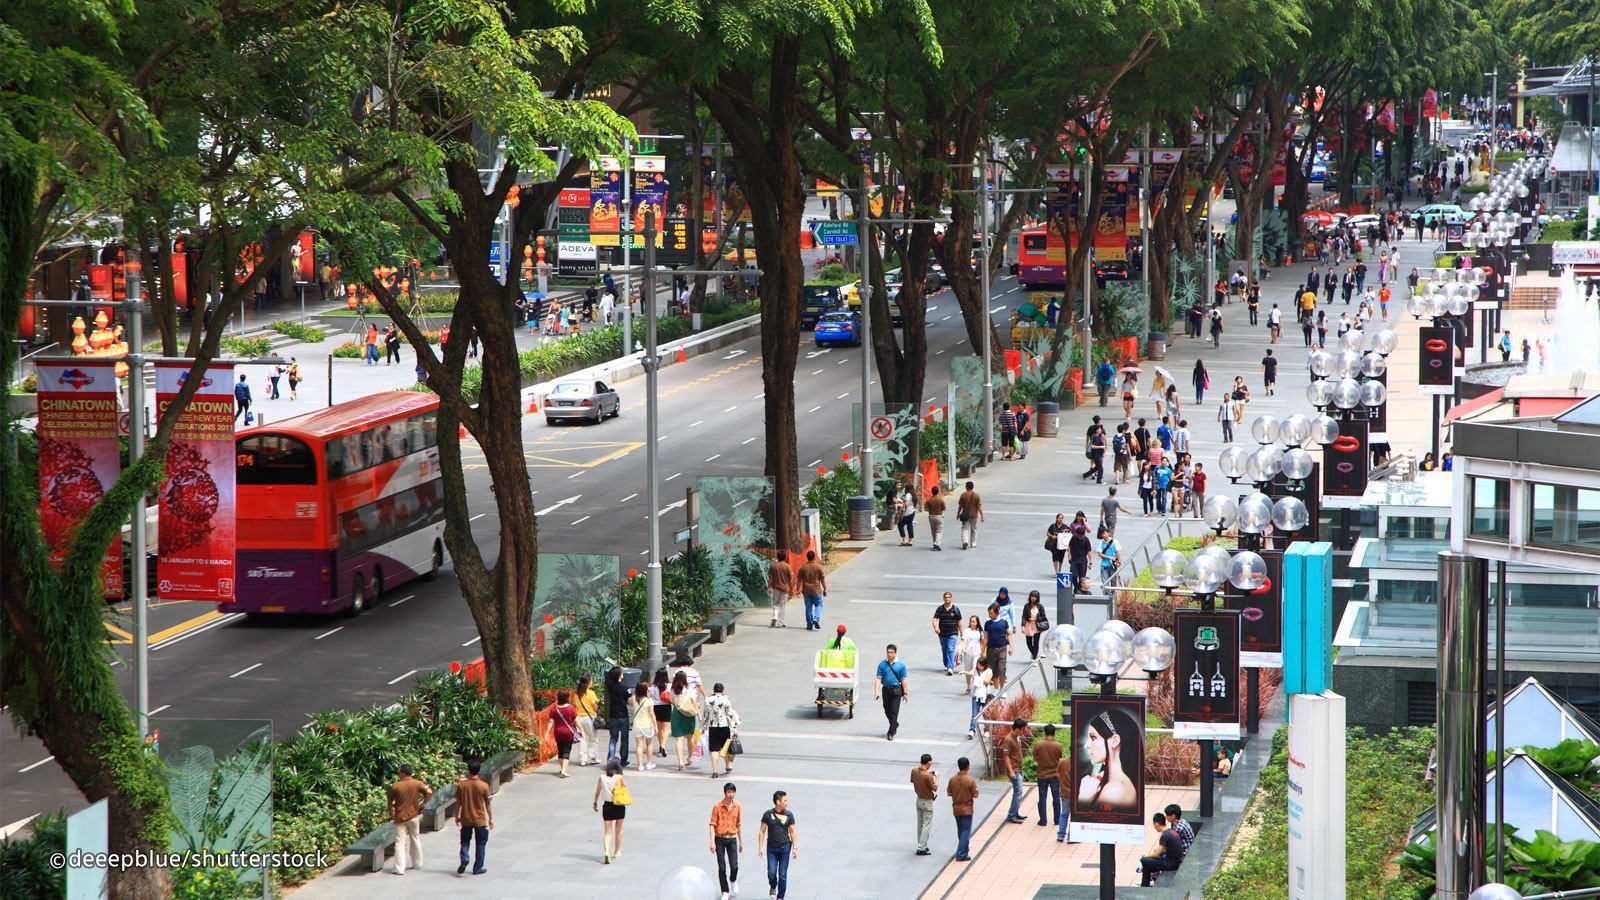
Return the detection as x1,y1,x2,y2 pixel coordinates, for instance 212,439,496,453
0,273,1030,827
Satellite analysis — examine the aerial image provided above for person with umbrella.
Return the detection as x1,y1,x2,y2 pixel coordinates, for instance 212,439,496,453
1119,365,1140,419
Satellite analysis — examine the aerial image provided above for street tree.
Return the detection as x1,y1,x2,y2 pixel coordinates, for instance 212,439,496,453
291,0,631,718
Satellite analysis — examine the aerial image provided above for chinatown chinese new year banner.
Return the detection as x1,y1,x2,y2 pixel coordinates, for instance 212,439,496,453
156,362,237,601
36,360,123,597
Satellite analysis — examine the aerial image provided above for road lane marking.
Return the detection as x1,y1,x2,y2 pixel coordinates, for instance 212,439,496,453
150,613,242,651
752,392,764,399
229,663,262,679
724,405,738,412
572,515,591,525
666,472,682,481
925,396,937,403
567,470,584,479
314,627,344,641
811,369,823,375
990,305,1005,313
18,756,55,774
620,493,638,502
836,393,850,399
690,419,704,427
391,594,415,607
386,669,418,686
463,636,481,647
470,513,486,521
705,454,721,462
840,442,852,449
942,315,952,321
837,359,848,365
148,705,171,716
537,495,581,515
807,459,821,466
742,437,758,445
144,610,225,646
935,349,945,355
807,405,822,413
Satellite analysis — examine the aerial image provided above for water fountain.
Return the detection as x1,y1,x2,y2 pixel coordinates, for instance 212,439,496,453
1548,267,1600,375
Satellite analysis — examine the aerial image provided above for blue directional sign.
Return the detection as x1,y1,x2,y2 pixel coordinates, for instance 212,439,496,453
815,221,860,246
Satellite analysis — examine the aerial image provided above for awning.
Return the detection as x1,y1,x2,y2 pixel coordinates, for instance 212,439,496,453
1443,388,1505,427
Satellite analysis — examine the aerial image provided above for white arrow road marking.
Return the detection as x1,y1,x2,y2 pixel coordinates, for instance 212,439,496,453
805,349,832,359
723,349,748,359
537,495,581,515
659,499,687,516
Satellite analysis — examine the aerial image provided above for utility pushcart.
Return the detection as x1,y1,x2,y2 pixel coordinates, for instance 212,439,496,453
813,647,859,718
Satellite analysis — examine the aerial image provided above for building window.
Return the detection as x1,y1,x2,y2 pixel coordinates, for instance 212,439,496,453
1386,516,1449,540
1469,477,1510,538
1528,483,1600,553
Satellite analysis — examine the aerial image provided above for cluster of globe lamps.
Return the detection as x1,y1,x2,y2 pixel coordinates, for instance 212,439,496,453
1464,155,1543,251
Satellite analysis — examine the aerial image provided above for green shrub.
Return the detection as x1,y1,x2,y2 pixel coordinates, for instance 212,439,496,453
417,290,459,313
802,464,864,553
810,263,857,286
269,320,325,343
172,862,258,899
219,336,272,359
11,371,37,393
1538,219,1585,243
0,813,65,899
332,341,363,359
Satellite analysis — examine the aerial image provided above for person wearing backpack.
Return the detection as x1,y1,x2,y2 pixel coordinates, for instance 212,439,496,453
1096,360,1116,407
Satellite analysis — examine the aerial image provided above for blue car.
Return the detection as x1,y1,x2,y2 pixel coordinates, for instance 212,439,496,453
813,310,862,347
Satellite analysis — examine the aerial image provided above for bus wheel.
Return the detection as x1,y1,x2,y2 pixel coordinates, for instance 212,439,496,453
372,567,385,601
346,574,368,616
424,541,443,581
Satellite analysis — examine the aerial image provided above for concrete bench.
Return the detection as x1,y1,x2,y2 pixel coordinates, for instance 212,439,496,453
483,750,523,793
956,454,984,478
420,782,457,832
670,631,711,660
345,822,397,873
706,611,742,643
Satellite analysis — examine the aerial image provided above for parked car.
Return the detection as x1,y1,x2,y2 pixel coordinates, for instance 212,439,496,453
927,259,947,287
1408,204,1470,226
813,310,863,346
801,284,844,327
544,379,620,425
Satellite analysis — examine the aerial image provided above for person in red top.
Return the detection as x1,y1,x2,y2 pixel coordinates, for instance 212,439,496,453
1378,284,1391,320
1188,463,1207,518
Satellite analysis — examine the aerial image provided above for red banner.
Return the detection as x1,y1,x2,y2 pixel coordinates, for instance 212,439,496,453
155,362,237,601
1422,88,1439,120
295,232,316,282
36,360,123,596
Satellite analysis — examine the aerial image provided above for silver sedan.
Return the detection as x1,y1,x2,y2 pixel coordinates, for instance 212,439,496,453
543,379,621,424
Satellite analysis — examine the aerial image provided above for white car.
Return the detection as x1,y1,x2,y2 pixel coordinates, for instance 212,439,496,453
544,379,621,425
1345,214,1381,231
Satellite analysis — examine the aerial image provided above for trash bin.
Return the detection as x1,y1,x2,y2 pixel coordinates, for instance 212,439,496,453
1036,401,1060,437
846,497,876,541
1146,331,1169,360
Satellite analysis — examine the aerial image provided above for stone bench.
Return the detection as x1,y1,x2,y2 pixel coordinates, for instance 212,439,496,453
670,631,711,660
706,611,742,643
420,782,457,832
344,822,397,873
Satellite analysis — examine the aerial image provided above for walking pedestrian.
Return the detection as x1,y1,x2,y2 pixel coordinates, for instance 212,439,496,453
455,760,493,875
365,323,380,365
759,791,798,900
911,754,939,855
1316,310,1328,347
592,758,629,864
1153,458,1173,516
1192,359,1208,406
967,656,992,737
1499,330,1512,362
895,481,917,546
387,764,432,875
670,671,700,770
1083,415,1107,483
605,665,631,767
703,683,742,778
960,615,984,697
1032,724,1065,835
233,374,252,424
767,550,793,627
1190,463,1208,518
796,549,827,630
1068,525,1092,592
710,783,743,899
957,481,983,550
1045,513,1069,575
574,674,601,766
1301,313,1314,346
1097,527,1121,590
1096,359,1116,407
981,602,1013,690
932,592,963,675
949,758,979,861
1138,461,1155,515
1002,719,1028,823
385,324,402,364
1020,591,1049,659
550,689,579,778
652,669,673,757
1100,486,1131,537
999,402,1017,460
925,484,947,551
1267,304,1281,343
286,359,300,400
1261,348,1278,396
269,364,282,400
629,682,657,770
1121,371,1137,419
1246,284,1260,325
1208,305,1224,348
1017,406,1032,459
874,644,909,741
1112,424,1132,484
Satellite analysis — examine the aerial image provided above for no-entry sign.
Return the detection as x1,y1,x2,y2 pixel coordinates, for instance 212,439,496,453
870,416,894,440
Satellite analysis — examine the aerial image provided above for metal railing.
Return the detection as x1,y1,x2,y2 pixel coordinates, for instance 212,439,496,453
1105,515,1205,589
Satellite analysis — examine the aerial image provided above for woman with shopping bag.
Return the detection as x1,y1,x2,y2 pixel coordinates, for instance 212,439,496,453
670,671,700,771
702,683,743,779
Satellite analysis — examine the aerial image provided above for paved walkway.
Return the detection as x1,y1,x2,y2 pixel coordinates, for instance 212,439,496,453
285,205,1438,900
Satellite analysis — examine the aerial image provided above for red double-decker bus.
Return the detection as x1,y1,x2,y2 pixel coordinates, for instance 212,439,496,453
226,392,446,615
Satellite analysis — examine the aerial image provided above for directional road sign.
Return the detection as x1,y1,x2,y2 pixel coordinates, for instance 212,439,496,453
815,221,859,246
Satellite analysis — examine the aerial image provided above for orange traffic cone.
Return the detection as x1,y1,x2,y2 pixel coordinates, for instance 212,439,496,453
676,347,687,363
526,395,539,413
458,424,468,441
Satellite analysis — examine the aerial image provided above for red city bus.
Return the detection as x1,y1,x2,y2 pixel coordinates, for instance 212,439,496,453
1017,226,1068,289
226,392,447,615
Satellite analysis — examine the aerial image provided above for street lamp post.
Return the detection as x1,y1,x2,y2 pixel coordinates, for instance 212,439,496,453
980,147,995,461
857,175,876,498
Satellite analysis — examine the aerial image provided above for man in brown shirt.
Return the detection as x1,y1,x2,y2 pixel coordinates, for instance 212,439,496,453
709,783,743,896
767,551,795,628
925,484,948,550
1031,724,1066,837
387,765,431,874
796,549,828,631
956,481,984,549
948,756,979,861
910,754,939,855
455,760,494,875
1001,719,1028,824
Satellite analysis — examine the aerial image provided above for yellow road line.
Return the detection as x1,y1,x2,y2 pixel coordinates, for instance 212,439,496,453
102,609,224,648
